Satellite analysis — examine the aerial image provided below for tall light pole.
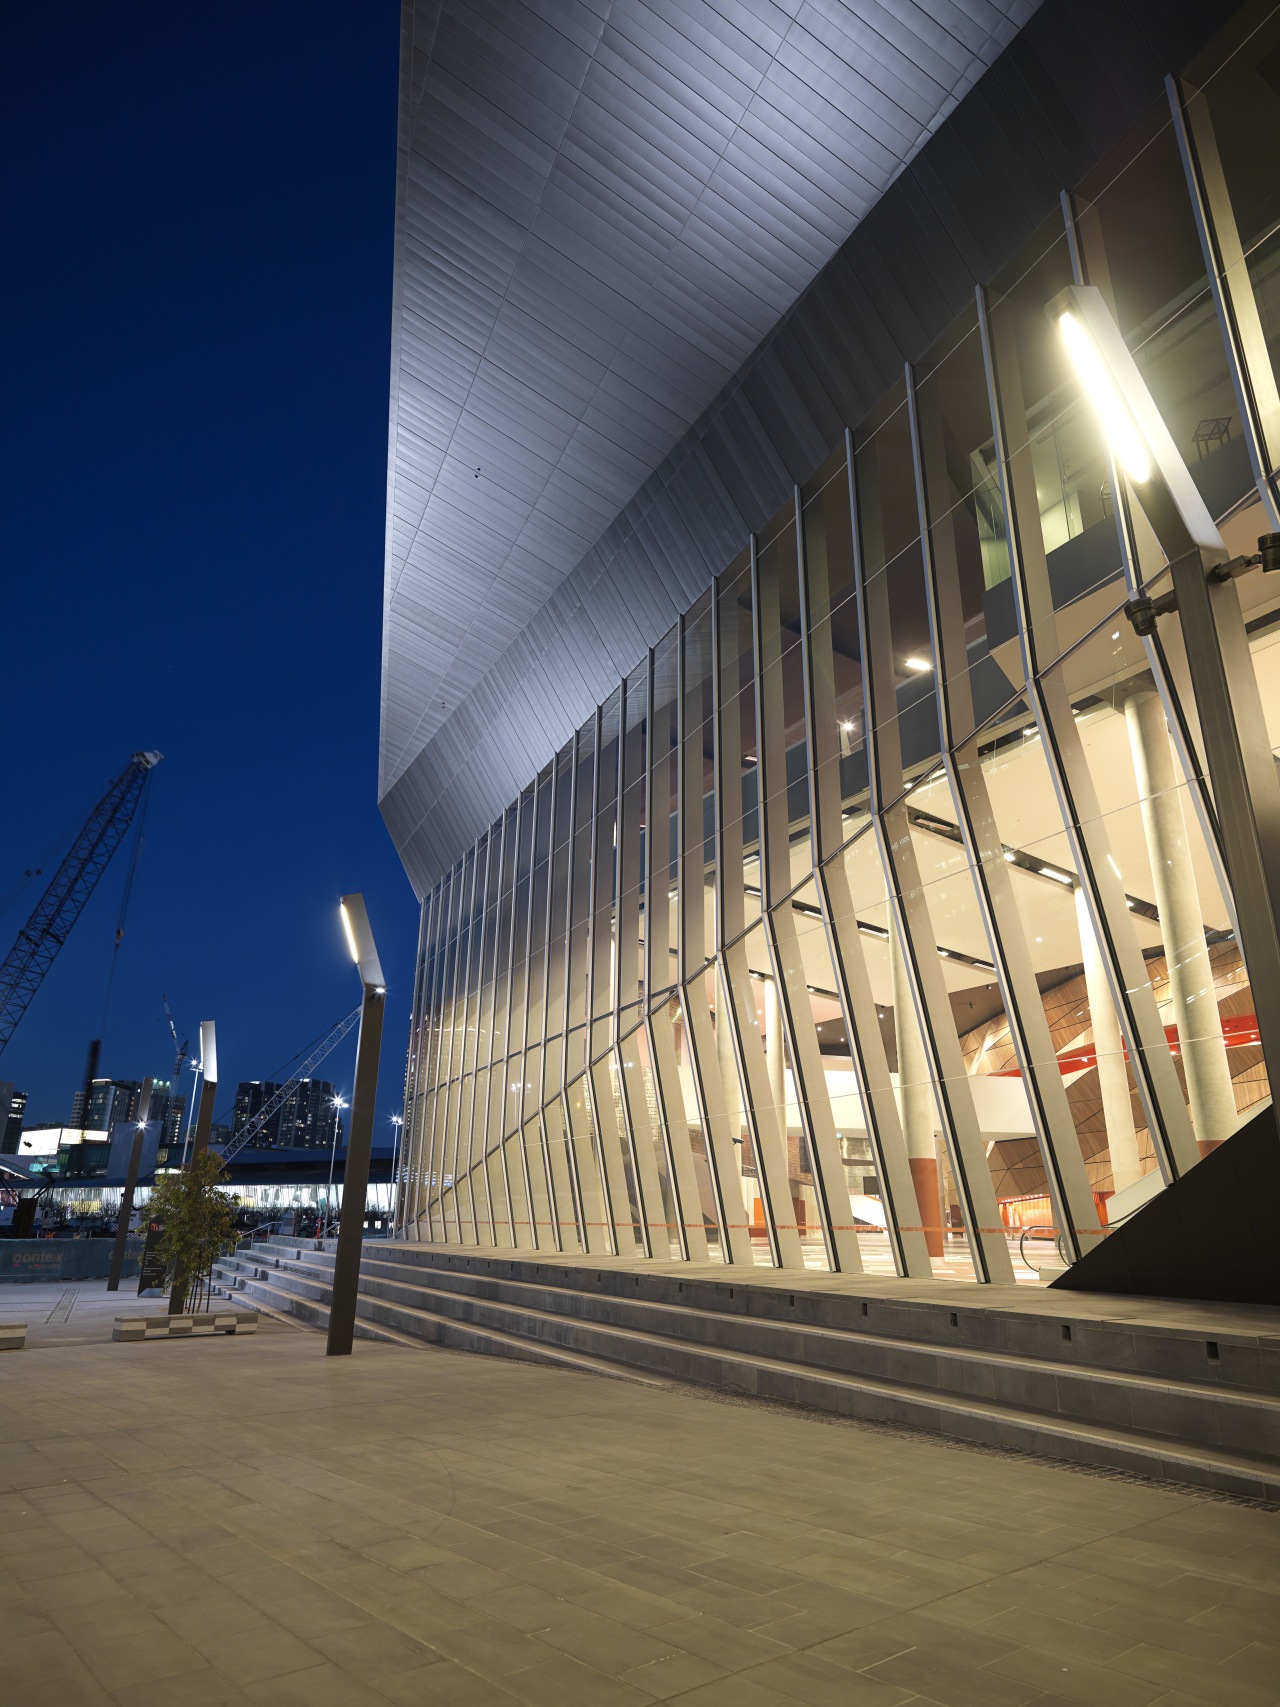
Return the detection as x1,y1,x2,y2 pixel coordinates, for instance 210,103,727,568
324,1094,348,1238
169,1021,218,1314
326,895,385,1356
107,1078,153,1292
178,1055,202,1167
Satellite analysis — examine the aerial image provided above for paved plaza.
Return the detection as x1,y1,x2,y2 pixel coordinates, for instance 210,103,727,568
0,1278,211,1351
1,1327,1278,1707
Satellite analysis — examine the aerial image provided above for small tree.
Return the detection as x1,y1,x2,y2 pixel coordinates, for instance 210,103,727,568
147,1152,239,1313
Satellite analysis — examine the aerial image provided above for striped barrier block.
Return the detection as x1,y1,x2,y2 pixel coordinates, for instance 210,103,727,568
112,1312,258,1342
0,1323,26,1351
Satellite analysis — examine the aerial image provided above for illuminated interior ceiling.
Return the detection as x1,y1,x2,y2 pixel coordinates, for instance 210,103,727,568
381,0,1044,887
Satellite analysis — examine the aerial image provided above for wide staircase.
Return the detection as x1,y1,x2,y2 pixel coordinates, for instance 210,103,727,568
211,1237,1280,1502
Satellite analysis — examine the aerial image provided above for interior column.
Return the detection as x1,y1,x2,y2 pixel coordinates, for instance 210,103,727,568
889,924,943,1258
1123,687,1236,1156
1075,885,1143,1192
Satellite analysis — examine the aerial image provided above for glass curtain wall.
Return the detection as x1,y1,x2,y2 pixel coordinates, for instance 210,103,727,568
399,7,1280,1282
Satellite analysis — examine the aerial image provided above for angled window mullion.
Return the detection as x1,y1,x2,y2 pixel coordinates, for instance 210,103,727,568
1062,186,1237,926
581,709,636,1255
400,885,433,1239
494,806,534,1249
540,759,588,1249
853,430,1016,1284
566,734,615,1254
645,641,710,1262
679,609,753,1265
800,446,934,1279
616,670,669,1253
442,849,477,1243
1168,76,1280,528
431,862,467,1242
404,883,440,1240
714,572,804,1269
907,360,1104,1265
424,873,457,1242
484,810,525,1248
517,777,560,1249
458,840,490,1244
446,845,483,1243
755,512,863,1274
603,677,652,1254
477,822,512,1242
457,832,496,1245
396,893,428,1239
979,283,1200,1184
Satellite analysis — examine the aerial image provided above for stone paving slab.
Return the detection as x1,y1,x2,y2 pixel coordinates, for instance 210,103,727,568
0,1331,1277,1706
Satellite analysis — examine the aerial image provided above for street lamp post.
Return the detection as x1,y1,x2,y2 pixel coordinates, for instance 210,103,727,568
326,895,386,1357
107,1077,153,1292
324,1094,348,1239
169,1022,219,1315
178,1056,202,1168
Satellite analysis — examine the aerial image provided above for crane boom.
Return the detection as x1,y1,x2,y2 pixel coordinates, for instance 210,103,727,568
0,752,162,1057
161,991,188,1083
218,1006,361,1161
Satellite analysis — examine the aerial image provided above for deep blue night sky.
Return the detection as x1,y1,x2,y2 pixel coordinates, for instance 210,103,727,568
3,3,419,1136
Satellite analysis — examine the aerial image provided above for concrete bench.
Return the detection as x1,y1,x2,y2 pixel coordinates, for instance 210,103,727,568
0,1323,26,1351
112,1311,258,1342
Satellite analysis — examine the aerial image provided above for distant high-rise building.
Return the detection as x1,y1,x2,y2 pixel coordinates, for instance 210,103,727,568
70,1079,142,1132
230,1079,342,1150
146,1080,187,1149
0,1083,27,1155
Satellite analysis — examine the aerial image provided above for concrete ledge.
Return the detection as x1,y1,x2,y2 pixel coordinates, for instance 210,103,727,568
0,1323,27,1350
112,1312,257,1342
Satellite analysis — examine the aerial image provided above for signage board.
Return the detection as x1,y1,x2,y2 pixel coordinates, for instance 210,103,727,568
136,1219,167,1295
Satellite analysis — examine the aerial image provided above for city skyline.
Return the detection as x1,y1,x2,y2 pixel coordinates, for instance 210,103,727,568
2,2,414,1136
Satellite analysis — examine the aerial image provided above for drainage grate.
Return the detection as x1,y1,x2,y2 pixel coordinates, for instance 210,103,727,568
46,1289,78,1325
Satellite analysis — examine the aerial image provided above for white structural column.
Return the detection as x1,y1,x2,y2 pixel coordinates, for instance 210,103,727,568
1075,885,1143,1192
716,977,753,1224
763,979,786,1127
888,921,943,1258
1124,688,1236,1154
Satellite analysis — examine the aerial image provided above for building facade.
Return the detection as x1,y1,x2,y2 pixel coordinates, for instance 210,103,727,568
71,1079,142,1133
0,1083,27,1155
231,1079,342,1151
383,0,1280,1281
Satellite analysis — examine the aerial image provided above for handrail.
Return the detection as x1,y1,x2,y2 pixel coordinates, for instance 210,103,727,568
1017,1224,1070,1275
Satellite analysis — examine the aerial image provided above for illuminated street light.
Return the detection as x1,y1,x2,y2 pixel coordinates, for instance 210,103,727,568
108,1076,153,1293
324,1094,348,1239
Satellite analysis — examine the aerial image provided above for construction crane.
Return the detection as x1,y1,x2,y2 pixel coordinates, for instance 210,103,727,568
0,752,162,1058
217,1006,361,1162
161,992,189,1085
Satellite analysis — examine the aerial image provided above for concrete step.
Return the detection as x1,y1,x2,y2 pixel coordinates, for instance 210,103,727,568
381,1245,1280,1395
211,1259,396,1347
245,1245,1280,1501
283,1245,1280,1466
212,1254,667,1385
